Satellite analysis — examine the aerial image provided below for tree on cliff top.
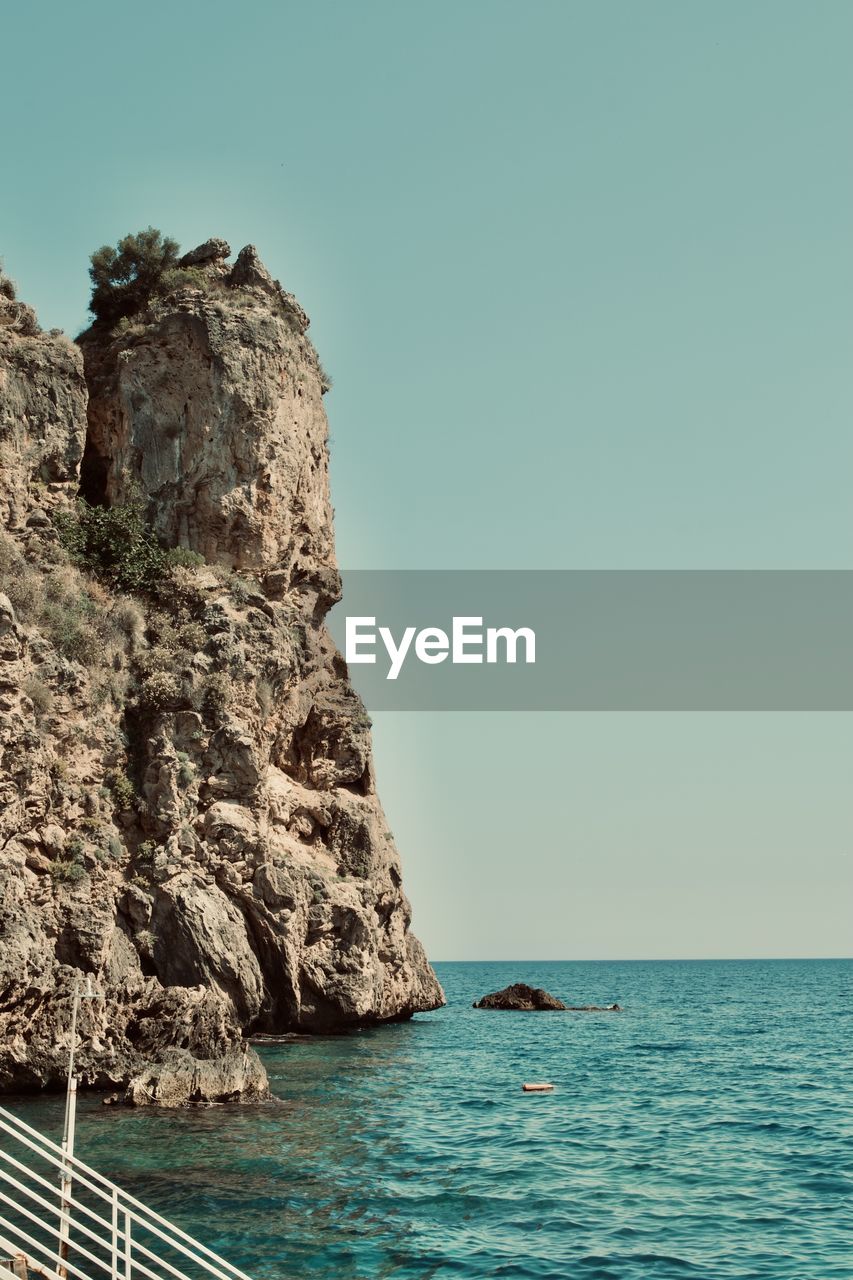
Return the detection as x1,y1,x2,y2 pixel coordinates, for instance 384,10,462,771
89,227,180,324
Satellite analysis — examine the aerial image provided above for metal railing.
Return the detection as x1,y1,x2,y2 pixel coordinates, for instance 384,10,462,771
0,1107,254,1280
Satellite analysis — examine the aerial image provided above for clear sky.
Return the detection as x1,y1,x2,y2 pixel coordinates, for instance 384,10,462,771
3,1,851,958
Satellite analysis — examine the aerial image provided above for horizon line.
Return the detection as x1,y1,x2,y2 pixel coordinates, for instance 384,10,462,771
431,955,853,964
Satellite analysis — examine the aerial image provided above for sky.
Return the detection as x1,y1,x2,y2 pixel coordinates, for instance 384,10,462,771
2,1,851,958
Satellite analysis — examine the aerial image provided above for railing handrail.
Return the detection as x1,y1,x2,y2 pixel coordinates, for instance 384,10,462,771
0,1159,195,1280
0,1208,93,1280
0,1105,257,1280
0,1112,243,1280
0,1107,253,1280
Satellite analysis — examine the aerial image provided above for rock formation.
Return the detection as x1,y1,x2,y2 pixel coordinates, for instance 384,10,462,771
0,245,444,1106
473,984,622,1011
474,984,568,1010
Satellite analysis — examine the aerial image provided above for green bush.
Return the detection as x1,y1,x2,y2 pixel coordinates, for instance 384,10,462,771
111,316,149,340
158,266,208,294
1,549,125,671
208,633,245,674
50,858,86,885
54,496,202,594
177,620,206,650
22,674,53,717
54,497,161,591
89,228,180,324
137,669,182,712
166,547,205,571
0,260,16,301
176,751,195,786
105,768,136,811
103,833,124,860
39,597,97,662
0,537,42,617
228,575,252,606
135,644,180,677
50,836,86,884
111,596,145,643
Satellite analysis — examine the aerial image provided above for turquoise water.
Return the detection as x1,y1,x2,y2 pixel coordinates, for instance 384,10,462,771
8,960,853,1278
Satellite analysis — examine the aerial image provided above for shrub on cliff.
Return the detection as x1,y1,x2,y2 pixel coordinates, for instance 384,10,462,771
136,669,182,712
0,260,16,301
54,496,202,594
1,534,129,672
22,674,53,718
88,228,180,324
49,838,86,885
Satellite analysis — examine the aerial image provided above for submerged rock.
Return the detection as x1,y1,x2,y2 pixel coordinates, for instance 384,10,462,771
566,1003,623,1013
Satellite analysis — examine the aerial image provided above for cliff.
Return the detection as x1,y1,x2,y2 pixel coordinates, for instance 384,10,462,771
0,242,444,1105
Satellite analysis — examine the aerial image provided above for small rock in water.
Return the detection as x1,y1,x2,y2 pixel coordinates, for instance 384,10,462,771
473,984,624,1012
473,983,567,1011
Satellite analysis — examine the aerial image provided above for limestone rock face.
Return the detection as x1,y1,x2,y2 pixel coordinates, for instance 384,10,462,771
0,247,444,1105
0,293,87,531
80,281,328,575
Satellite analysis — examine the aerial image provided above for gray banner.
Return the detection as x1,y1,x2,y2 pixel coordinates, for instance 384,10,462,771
327,571,853,710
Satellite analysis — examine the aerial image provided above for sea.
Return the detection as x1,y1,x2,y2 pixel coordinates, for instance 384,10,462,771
6,959,853,1279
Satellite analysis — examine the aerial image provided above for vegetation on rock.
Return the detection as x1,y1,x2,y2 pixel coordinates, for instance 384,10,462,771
54,492,203,593
0,260,16,301
89,227,180,324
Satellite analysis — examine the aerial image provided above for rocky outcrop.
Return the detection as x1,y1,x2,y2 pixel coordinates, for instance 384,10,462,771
0,244,444,1105
179,238,231,268
80,251,320,572
474,984,568,1010
473,984,622,1011
0,290,87,531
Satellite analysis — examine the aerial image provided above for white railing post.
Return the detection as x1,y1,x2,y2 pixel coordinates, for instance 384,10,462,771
111,1186,119,1280
124,1209,132,1280
57,1074,78,1278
